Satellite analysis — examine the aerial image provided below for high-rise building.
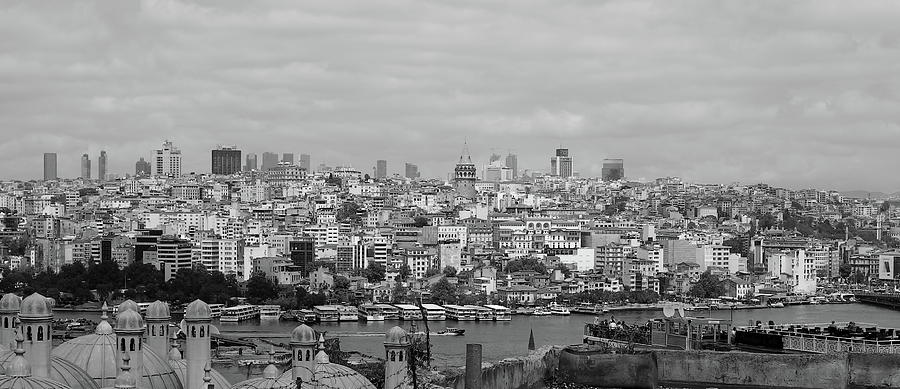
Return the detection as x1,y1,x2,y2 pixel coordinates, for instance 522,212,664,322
135,158,151,177
261,152,279,171
98,150,107,181
375,160,387,179
152,140,182,177
80,154,91,180
211,146,242,175
550,148,573,178
404,163,420,180
299,154,311,171
489,153,502,164
43,153,57,181
454,143,477,199
244,153,258,171
281,153,295,165
505,153,518,179
602,158,625,181
289,236,316,275
157,236,193,281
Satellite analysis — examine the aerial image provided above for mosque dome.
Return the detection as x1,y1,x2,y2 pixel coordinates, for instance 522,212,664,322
114,309,144,333
385,326,409,346
0,352,100,389
231,361,292,389
168,359,230,389
0,336,74,389
290,324,316,345
116,300,140,315
52,331,182,389
19,293,52,320
145,301,170,320
184,300,211,321
0,293,21,313
284,351,375,389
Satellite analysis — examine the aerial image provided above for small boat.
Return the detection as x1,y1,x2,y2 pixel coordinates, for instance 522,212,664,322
549,303,571,316
436,328,465,336
514,307,534,315
769,302,785,308
532,307,551,316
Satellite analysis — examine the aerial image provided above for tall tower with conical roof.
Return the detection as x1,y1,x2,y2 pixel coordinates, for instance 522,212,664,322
114,307,145,375
454,142,477,199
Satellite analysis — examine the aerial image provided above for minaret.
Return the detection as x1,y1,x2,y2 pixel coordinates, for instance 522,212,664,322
203,362,215,389
18,293,52,378
114,352,137,389
114,306,145,375
145,300,171,359
0,293,21,348
184,299,212,389
168,332,182,360
290,324,317,384
384,326,412,389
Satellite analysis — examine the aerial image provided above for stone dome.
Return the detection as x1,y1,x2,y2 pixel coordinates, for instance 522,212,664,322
19,293,52,320
385,326,409,346
52,331,182,389
290,324,316,345
0,375,73,389
183,300,211,321
0,293,21,313
0,345,102,389
145,301,170,320
231,363,291,389
168,359,231,389
283,351,375,389
114,309,144,333
116,300,139,315
0,339,80,389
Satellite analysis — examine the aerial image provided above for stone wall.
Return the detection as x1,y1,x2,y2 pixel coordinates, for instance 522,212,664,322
441,345,562,389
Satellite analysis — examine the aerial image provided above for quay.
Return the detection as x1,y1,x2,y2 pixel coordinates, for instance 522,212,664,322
855,293,900,310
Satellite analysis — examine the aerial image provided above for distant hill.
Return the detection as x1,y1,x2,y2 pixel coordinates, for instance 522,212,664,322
840,190,900,199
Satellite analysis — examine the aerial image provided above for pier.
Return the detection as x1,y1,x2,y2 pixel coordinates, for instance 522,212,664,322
855,293,900,310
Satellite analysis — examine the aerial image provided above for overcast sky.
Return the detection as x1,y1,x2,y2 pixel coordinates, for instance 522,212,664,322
2,0,900,191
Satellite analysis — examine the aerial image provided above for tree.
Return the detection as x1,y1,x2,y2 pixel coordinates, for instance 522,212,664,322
363,262,386,283
688,271,726,298
398,264,411,281
442,266,457,278
839,263,853,279
424,267,441,278
391,283,409,303
413,216,429,228
505,257,546,274
246,271,278,304
428,278,458,305
336,202,361,223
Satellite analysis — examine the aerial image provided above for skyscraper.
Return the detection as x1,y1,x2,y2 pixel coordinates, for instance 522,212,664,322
43,153,57,181
244,153,258,171
602,159,625,181
282,153,295,165
211,146,242,175
375,160,387,179
550,148,573,178
135,158,151,177
80,154,91,180
152,140,182,177
404,163,420,180
505,153,518,179
454,143,477,199
299,154,311,172
98,150,107,181
261,152,279,171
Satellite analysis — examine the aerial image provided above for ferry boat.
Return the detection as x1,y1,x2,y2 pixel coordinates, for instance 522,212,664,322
421,304,446,321
532,307,551,316
357,304,386,321
549,303,571,316
208,304,224,319
572,303,602,314
392,304,424,321
221,305,260,322
514,307,535,315
258,305,282,320
443,304,476,321
337,306,358,322
313,305,340,322
296,309,317,323
375,304,400,320
467,305,493,321
484,305,511,321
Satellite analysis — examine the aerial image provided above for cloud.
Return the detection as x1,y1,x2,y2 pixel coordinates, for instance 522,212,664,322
0,0,899,190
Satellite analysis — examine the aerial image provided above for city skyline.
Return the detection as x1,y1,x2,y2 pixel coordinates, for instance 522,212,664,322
3,1,900,191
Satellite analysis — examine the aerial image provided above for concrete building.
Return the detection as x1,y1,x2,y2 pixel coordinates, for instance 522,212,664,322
282,153,295,165
767,249,816,295
261,152,279,171
550,148,572,178
42,153,57,181
505,153,518,179
98,150,107,181
404,163,420,180
244,153,258,171
299,153,311,171
155,236,193,281
602,158,625,181
375,159,387,179
211,146,241,175
135,158,151,177
80,154,91,180
152,140,182,177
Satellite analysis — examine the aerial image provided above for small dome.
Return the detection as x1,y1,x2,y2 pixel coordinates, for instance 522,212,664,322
145,301,170,320
168,360,231,389
116,300,140,315
19,293,52,320
385,326,409,345
290,325,316,345
281,357,376,389
183,300,211,321
0,344,101,389
52,332,181,389
95,304,113,336
115,309,144,333
0,293,21,313
0,335,74,389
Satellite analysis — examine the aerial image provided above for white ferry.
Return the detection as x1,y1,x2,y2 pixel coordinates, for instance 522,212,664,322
208,304,224,319
375,304,400,320
258,305,282,320
549,303,571,316
484,304,512,321
296,309,318,323
392,304,424,321
467,305,493,321
532,307,551,316
421,304,446,321
444,304,476,321
220,305,260,322
313,305,340,322
357,304,386,321
337,306,358,322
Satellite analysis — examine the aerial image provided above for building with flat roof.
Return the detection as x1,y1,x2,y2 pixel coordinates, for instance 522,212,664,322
43,153,57,181
211,146,241,175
